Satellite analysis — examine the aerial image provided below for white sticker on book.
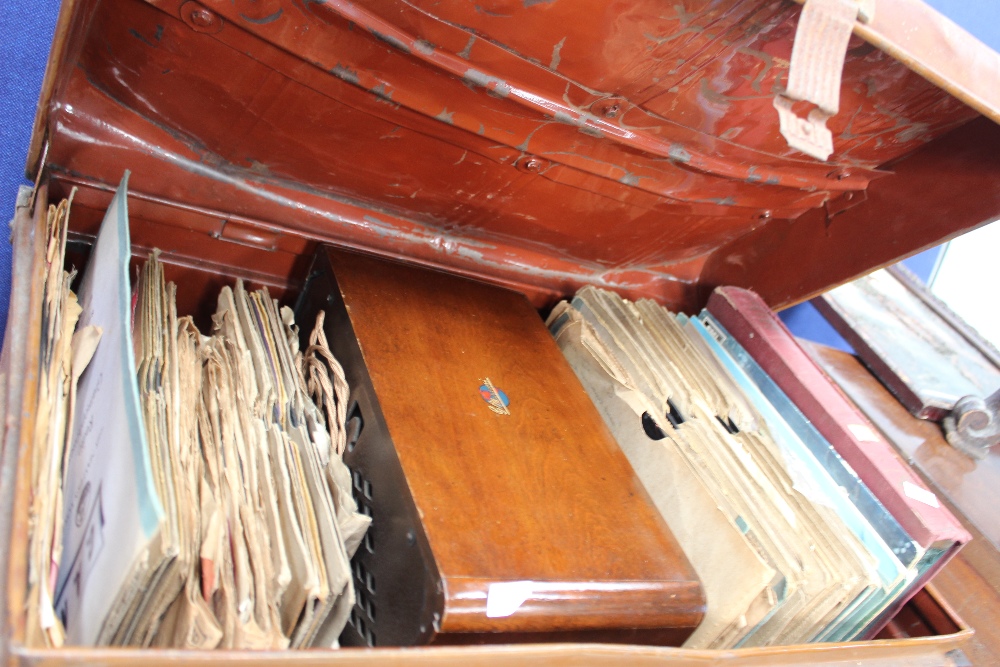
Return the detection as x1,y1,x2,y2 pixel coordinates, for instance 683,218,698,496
848,423,880,442
903,481,941,508
701,316,727,344
486,581,533,618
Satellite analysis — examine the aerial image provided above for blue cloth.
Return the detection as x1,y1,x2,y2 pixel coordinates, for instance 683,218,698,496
924,1,1000,52
0,1,61,347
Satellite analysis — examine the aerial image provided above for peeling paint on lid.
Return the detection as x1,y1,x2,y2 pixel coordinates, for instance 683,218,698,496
553,110,578,126
370,29,410,53
240,8,284,25
668,145,692,163
463,69,512,97
329,63,360,85
549,37,566,71
458,35,476,60
371,82,394,102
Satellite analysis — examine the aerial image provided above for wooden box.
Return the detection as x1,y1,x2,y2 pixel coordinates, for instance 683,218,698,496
294,248,703,646
4,0,1000,663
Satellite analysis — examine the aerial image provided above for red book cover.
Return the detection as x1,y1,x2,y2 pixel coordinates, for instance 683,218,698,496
706,286,970,551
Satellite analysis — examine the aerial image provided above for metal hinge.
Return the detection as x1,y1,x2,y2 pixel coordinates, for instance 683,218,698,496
774,0,875,161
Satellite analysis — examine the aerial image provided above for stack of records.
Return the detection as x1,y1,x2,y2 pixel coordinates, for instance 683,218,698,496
548,286,967,649
29,179,370,649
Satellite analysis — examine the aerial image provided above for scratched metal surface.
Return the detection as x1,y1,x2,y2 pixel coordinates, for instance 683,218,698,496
38,0,983,310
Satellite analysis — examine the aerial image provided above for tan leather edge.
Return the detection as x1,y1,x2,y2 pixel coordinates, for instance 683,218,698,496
7,634,970,666
791,0,1000,126
1,184,50,657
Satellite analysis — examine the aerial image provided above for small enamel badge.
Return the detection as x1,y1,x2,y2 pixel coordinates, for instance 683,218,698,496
479,378,510,416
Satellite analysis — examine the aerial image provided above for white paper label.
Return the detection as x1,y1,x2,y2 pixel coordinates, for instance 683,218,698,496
848,423,880,443
486,581,534,618
701,316,727,344
40,583,57,630
903,481,941,508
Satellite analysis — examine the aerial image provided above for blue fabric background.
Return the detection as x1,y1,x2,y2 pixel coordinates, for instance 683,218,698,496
0,0,62,346
0,1,996,349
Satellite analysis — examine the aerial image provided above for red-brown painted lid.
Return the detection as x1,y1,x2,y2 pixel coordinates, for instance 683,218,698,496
29,0,1000,310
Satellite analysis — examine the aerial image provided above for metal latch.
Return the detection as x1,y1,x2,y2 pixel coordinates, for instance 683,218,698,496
774,0,875,161
944,387,1000,460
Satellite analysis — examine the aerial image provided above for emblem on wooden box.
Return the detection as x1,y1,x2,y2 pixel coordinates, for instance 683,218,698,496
479,378,510,416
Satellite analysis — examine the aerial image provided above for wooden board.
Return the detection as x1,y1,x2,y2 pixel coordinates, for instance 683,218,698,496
296,247,704,645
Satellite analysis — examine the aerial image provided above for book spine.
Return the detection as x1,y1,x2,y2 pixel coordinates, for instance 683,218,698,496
706,286,970,549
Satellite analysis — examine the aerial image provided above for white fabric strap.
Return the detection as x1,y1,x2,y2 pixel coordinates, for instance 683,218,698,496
774,0,874,161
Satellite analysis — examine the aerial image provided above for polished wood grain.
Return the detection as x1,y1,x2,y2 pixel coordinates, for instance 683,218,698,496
803,341,1000,665
323,248,704,636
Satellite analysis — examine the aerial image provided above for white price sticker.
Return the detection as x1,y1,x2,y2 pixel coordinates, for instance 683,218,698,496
848,423,880,443
903,481,940,508
486,581,534,618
